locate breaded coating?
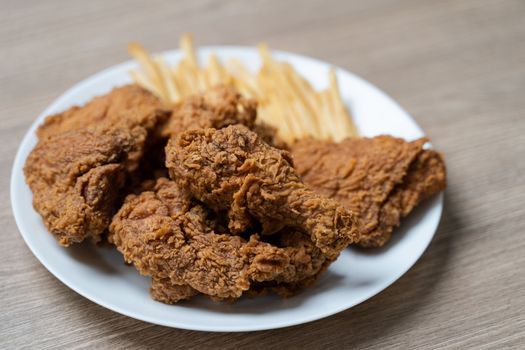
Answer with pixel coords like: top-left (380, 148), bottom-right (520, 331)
top-left (37, 84), bottom-right (167, 141)
top-left (248, 230), bottom-right (332, 298)
top-left (109, 178), bottom-right (328, 303)
top-left (269, 231), bottom-right (329, 285)
top-left (150, 278), bottom-right (198, 304)
top-left (166, 125), bottom-right (360, 259)
top-left (24, 129), bottom-right (133, 245)
top-left (142, 86), bottom-right (283, 178)
top-left (24, 85), bottom-right (168, 245)
top-left (159, 85), bottom-right (257, 138)
top-left (291, 136), bottom-right (446, 247)
top-left (362, 149), bottom-right (446, 247)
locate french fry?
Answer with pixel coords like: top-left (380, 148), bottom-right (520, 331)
top-left (196, 66), bottom-right (209, 92)
top-left (319, 90), bottom-right (335, 140)
top-left (128, 35), bottom-right (359, 145)
top-left (155, 57), bottom-right (180, 101)
top-left (129, 70), bottom-right (160, 97)
top-left (228, 59), bottom-right (259, 98)
top-left (257, 43), bottom-right (273, 70)
top-left (180, 33), bottom-right (198, 69)
top-left (328, 68), bottom-right (359, 139)
top-left (260, 74), bottom-right (297, 140)
top-left (206, 54), bottom-right (222, 86)
top-left (174, 64), bottom-right (187, 96)
top-left (283, 64), bottom-right (320, 138)
top-left (328, 68), bottom-right (345, 140)
top-left (128, 42), bottom-right (169, 100)
top-left (182, 60), bottom-right (201, 95)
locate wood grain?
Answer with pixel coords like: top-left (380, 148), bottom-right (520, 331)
top-left (1, 0), bottom-right (524, 349)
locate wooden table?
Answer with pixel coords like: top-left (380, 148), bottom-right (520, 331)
top-left (2, 1), bottom-right (524, 348)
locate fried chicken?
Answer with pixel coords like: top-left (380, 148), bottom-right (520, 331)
top-left (159, 85), bottom-right (257, 138)
top-left (291, 136), bottom-right (446, 247)
top-left (109, 178), bottom-right (328, 303)
top-left (24, 129), bottom-right (133, 245)
top-left (363, 149), bottom-right (446, 246)
top-left (142, 85), bottom-right (284, 178)
top-left (166, 125), bottom-right (360, 259)
top-left (37, 84), bottom-right (167, 141)
top-left (247, 229), bottom-right (332, 298)
top-left (24, 85), bottom-right (169, 245)
top-left (160, 85), bottom-right (285, 148)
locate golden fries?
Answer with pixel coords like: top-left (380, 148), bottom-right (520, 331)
top-left (128, 34), bottom-right (359, 144)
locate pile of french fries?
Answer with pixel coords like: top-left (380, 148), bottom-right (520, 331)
top-left (128, 34), bottom-right (358, 143)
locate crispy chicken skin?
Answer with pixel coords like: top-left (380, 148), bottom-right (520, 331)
top-left (247, 229), bottom-right (332, 298)
top-left (109, 178), bottom-right (328, 303)
top-left (291, 136), bottom-right (446, 247)
top-left (159, 85), bottom-right (257, 138)
top-left (24, 85), bottom-right (168, 245)
top-left (166, 125), bottom-right (360, 259)
top-left (150, 278), bottom-right (198, 304)
top-left (37, 84), bottom-right (167, 141)
top-left (161, 85), bottom-right (285, 148)
top-left (142, 86), bottom-right (283, 178)
top-left (362, 149), bottom-right (446, 247)
top-left (24, 129), bottom-right (132, 245)
top-left (24, 81), bottom-right (447, 304)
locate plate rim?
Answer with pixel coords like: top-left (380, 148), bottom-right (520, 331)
top-left (10, 46), bottom-right (443, 332)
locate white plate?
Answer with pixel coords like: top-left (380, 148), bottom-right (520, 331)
top-left (11, 47), bottom-right (443, 332)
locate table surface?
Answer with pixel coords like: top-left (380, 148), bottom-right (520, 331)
top-left (2, 0), bottom-right (524, 349)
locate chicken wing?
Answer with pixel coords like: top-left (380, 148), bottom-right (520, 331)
top-left (291, 136), bottom-right (446, 247)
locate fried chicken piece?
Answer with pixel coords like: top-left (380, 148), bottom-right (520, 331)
top-left (247, 230), bottom-right (332, 298)
top-left (24, 129), bottom-right (135, 245)
top-left (109, 178), bottom-right (328, 303)
top-left (362, 149), bottom-right (446, 247)
top-left (166, 125), bottom-right (360, 259)
top-left (291, 136), bottom-right (446, 247)
top-left (140, 86), bottom-right (284, 178)
top-left (150, 278), bottom-right (198, 304)
top-left (150, 232), bottom-right (329, 303)
top-left (270, 230), bottom-right (329, 285)
top-left (37, 84), bottom-right (167, 141)
top-left (25, 85), bottom-right (169, 245)
top-left (38, 84), bottom-right (170, 175)
top-left (251, 122), bottom-right (288, 150)
top-left (160, 85), bottom-right (285, 147)
top-left (159, 85), bottom-right (257, 138)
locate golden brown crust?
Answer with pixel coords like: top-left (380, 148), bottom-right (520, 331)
top-left (139, 85), bottom-right (283, 180)
top-left (24, 82), bottom-right (447, 304)
top-left (160, 85), bottom-right (285, 148)
top-left (150, 278), bottom-right (198, 304)
top-left (24, 129), bottom-right (131, 245)
top-left (166, 125), bottom-right (361, 259)
top-left (37, 84), bottom-right (168, 141)
top-left (291, 136), bottom-right (447, 247)
top-left (24, 84), bottom-right (169, 245)
top-left (359, 149), bottom-right (447, 247)
top-left (160, 85), bottom-right (257, 138)
top-left (109, 178), bottom-right (329, 303)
